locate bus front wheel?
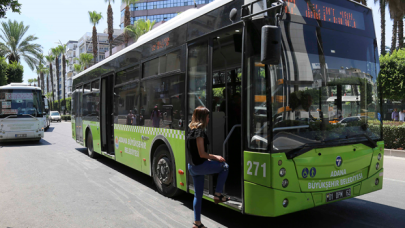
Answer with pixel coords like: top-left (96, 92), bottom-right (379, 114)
top-left (86, 132), bottom-right (98, 158)
top-left (152, 145), bottom-right (180, 198)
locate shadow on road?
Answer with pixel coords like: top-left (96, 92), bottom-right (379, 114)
top-left (73, 149), bottom-right (405, 228)
top-left (45, 127), bottom-right (55, 132)
top-left (0, 139), bottom-right (52, 147)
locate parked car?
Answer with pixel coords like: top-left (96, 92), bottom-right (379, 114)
top-left (50, 111), bottom-right (61, 122)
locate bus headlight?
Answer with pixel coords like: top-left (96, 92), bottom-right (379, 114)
top-left (375, 178), bottom-right (379, 185)
top-left (282, 199), bottom-right (289, 207)
top-left (282, 179), bottom-right (289, 188)
top-left (376, 162), bottom-right (380, 170)
top-left (377, 153), bottom-right (382, 161)
top-left (279, 168), bottom-right (286, 177)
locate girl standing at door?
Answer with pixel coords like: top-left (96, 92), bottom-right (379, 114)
top-left (187, 106), bottom-right (230, 228)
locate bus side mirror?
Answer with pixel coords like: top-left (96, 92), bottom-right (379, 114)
top-left (261, 25), bottom-right (281, 65)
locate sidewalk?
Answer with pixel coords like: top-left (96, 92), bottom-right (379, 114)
top-left (385, 149), bottom-right (405, 158)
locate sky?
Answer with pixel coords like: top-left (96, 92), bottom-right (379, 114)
top-left (4, 0), bottom-right (123, 83)
top-left (2, 0), bottom-right (396, 83)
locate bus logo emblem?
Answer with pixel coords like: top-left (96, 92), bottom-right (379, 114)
top-left (336, 156), bottom-right (342, 167)
top-left (302, 168), bottom-right (309, 178)
top-left (115, 136), bottom-right (119, 149)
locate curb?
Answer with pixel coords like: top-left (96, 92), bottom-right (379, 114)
top-left (384, 149), bottom-right (405, 158)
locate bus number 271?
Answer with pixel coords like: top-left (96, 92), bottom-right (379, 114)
top-left (247, 161), bottom-right (266, 177)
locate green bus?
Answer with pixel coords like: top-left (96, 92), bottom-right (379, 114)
top-left (72, 0), bottom-right (383, 217)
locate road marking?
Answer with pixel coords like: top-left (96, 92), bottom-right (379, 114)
top-left (384, 178), bottom-right (405, 184)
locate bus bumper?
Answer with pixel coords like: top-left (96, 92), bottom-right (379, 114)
top-left (0, 131), bottom-right (44, 142)
top-left (244, 168), bottom-right (383, 217)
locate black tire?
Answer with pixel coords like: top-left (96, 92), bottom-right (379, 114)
top-left (86, 132), bottom-right (98, 158)
top-left (152, 145), bottom-right (180, 198)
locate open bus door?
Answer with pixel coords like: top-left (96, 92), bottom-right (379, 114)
top-left (100, 75), bottom-right (115, 155)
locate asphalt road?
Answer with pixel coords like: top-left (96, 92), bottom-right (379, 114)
top-left (1, 122), bottom-right (405, 228)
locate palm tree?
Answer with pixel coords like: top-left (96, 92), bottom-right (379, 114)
top-left (124, 19), bottom-right (156, 42)
top-left (58, 44), bottom-right (68, 114)
top-left (389, 0), bottom-right (405, 53)
top-left (105, 0), bottom-right (115, 57)
top-left (353, 0), bottom-right (367, 6)
top-left (51, 47), bottom-right (62, 113)
top-left (33, 78), bottom-right (38, 87)
top-left (74, 53), bottom-right (94, 71)
top-left (37, 63), bottom-right (49, 93)
top-left (0, 20), bottom-right (42, 70)
top-left (122, 0), bottom-right (140, 47)
top-left (89, 11), bottom-right (103, 65)
top-left (74, 64), bottom-right (82, 73)
top-left (375, 0), bottom-right (388, 55)
top-left (45, 92), bottom-right (53, 110)
top-left (45, 54), bottom-right (55, 107)
top-left (28, 78), bottom-right (33, 86)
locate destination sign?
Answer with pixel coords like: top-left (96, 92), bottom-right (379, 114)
top-left (285, 0), bottom-right (365, 30)
top-left (151, 37), bottom-right (170, 52)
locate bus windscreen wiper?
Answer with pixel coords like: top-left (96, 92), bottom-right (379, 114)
top-left (346, 133), bottom-right (377, 148)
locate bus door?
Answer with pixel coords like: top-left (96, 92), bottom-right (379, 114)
top-left (187, 41), bottom-right (211, 194)
top-left (76, 85), bottom-right (83, 142)
top-left (100, 75), bottom-right (115, 155)
top-left (209, 29), bottom-right (243, 202)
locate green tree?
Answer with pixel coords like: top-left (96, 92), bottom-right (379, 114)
top-left (0, 0), bottom-right (21, 18)
top-left (0, 20), bottom-right (42, 70)
top-left (88, 11), bottom-right (103, 65)
top-left (374, 0), bottom-right (388, 55)
top-left (36, 63), bottom-right (48, 93)
top-left (32, 78), bottom-right (37, 86)
top-left (6, 60), bottom-right (23, 83)
top-left (388, 0), bottom-right (405, 53)
top-left (378, 48), bottom-right (405, 100)
top-left (45, 92), bottom-right (53, 110)
top-left (105, 0), bottom-right (115, 57)
top-left (0, 56), bottom-right (7, 85)
top-left (27, 78), bottom-right (33, 86)
top-left (122, 0), bottom-right (139, 47)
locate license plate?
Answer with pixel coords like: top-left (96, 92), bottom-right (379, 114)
top-left (326, 188), bottom-right (351, 202)
top-left (15, 134), bottom-right (27, 138)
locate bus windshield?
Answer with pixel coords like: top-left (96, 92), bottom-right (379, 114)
top-left (0, 89), bottom-right (44, 117)
top-left (247, 3), bottom-right (381, 153)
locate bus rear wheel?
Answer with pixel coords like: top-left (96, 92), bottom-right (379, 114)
top-left (152, 145), bottom-right (180, 198)
top-left (86, 132), bottom-right (98, 158)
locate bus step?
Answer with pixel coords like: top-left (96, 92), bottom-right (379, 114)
top-left (101, 152), bottom-right (115, 158)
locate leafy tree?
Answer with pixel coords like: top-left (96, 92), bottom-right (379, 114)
top-left (105, 0), bottom-right (115, 57)
top-left (27, 78), bottom-right (33, 85)
top-left (36, 63), bottom-right (48, 92)
top-left (0, 0), bottom-right (21, 18)
top-left (88, 11), bottom-right (103, 64)
top-left (45, 92), bottom-right (53, 110)
top-left (388, 0), bottom-right (405, 53)
top-left (0, 56), bottom-right (7, 85)
top-left (6, 60), bottom-right (23, 84)
top-left (0, 20), bottom-right (42, 70)
top-left (378, 48), bottom-right (405, 100)
top-left (374, 0), bottom-right (388, 55)
top-left (32, 78), bottom-right (37, 86)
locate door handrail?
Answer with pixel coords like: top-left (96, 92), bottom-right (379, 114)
top-left (223, 124), bottom-right (241, 157)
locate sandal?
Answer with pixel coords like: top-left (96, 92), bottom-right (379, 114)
top-left (214, 194), bottom-right (230, 204)
top-left (193, 223), bottom-right (206, 228)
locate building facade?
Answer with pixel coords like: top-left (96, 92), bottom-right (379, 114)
top-left (119, 0), bottom-right (214, 29)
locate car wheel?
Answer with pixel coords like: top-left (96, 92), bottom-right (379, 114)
top-left (152, 145), bottom-right (180, 198)
top-left (86, 132), bottom-right (98, 158)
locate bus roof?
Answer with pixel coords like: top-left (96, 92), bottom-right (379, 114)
top-left (73, 0), bottom-right (232, 81)
top-left (0, 83), bottom-right (41, 90)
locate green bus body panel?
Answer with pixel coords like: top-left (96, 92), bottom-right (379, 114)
top-left (244, 152), bottom-right (271, 187)
top-left (244, 181), bottom-right (314, 217)
top-left (271, 153), bottom-right (301, 192)
top-left (360, 168), bottom-right (383, 195)
top-left (368, 141), bottom-right (384, 178)
top-left (113, 124), bottom-right (187, 192)
top-left (83, 121), bottom-right (102, 154)
top-left (71, 119), bottom-right (76, 139)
